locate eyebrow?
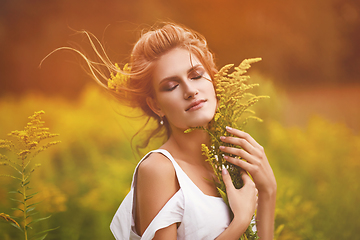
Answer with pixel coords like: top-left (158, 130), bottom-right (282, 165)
top-left (159, 64), bottom-right (203, 85)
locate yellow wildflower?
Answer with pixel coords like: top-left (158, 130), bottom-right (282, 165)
top-left (108, 63), bottom-right (131, 92)
top-left (0, 111), bottom-right (60, 238)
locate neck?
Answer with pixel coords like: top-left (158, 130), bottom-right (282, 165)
top-left (162, 126), bottom-right (210, 166)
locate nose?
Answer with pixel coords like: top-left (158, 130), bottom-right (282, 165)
top-left (183, 81), bottom-right (199, 99)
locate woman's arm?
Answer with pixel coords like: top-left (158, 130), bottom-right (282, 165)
top-left (220, 126), bottom-right (277, 240)
top-left (256, 185), bottom-right (276, 239)
top-left (135, 153), bottom-right (180, 240)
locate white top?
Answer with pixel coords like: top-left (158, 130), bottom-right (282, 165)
top-left (110, 149), bottom-right (231, 240)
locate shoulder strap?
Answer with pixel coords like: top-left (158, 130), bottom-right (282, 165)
top-left (150, 149), bottom-right (179, 166)
top-left (150, 149), bottom-right (187, 186)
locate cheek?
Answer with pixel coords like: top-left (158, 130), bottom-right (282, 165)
top-left (208, 87), bottom-right (218, 112)
top-left (206, 84), bottom-right (217, 101)
top-left (157, 94), bottom-right (181, 114)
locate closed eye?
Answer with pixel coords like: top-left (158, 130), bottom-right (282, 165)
top-left (161, 82), bottom-right (179, 91)
top-left (189, 68), bottom-right (205, 80)
top-left (168, 84), bottom-right (179, 91)
top-left (191, 74), bottom-right (203, 80)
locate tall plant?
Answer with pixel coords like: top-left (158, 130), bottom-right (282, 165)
top-left (0, 111), bottom-right (60, 240)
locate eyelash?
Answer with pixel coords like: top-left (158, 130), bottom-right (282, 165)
top-left (191, 74), bottom-right (203, 80)
top-left (165, 72), bottom-right (204, 91)
top-left (167, 84), bottom-right (178, 91)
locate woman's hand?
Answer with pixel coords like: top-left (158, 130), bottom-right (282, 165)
top-left (222, 168), bottom-right (258, 224)
top-left (219, 126), bottom-right (276, 195)
top-left (220, 126), bottom-right (277, 240)
top-left (215, 168), bottom-right (257, 240)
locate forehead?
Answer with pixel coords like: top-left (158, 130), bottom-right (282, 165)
top-left (153, 48), bottom-right (202, 82)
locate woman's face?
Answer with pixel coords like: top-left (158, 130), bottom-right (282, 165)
top-left (148, 47), bottom-right (217, 131)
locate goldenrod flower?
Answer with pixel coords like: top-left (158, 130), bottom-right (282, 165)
top-left (108, 63), bottom-right (131, 92)
top-left (0, 111), bottom-right (60, 240)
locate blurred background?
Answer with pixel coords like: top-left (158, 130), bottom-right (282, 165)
top-left (0, 0), bottom-right (359, 239)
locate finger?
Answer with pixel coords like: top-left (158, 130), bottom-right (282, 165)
top-left (240, 170), bottom-right (253, 185)
top-left (224, 155), bottom-right (254, 173)
top-left (226, 126), bottom-right (262, 149)
top-left (222, 166), bottom-right (235, 192)
top-left (220, 136), bottom-right (257, 156)
top-left (220, 146), bottom-right (256, 163)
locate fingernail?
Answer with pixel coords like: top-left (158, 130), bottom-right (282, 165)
top-left (219, 146), bottom-right (225, 150)
top-left (220, 136), bottom-right (225, 141)
top-left (223, 155), bottom-right (229, 160)
top-left (226, 126), bottom-right (232, 131)
top-left (222, 165), bottom-right (228, 175)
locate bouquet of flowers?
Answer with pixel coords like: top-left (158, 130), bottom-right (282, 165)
top-left (186, 58), bottom-right (268, 240)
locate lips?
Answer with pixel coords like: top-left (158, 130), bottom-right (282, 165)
top-left (186, 99), bottom-right (206, 111)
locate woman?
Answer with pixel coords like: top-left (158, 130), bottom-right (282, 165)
top-left (60, 22), bottom-right (276, 239)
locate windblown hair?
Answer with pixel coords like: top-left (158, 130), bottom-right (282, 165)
top-left (43, 22), bottom-right (217, 151)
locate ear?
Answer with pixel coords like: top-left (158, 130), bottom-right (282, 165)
top-left (146, 97), bottom-right (164, 117)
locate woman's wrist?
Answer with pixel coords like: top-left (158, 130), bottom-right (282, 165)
top-left (259, 182), bottom-right (277, 199)
top-left (215, 215), bottom-right (249, 240)
top-left (232, 213), bottom-right (253, 232)
top-left (256, 183), bottom-right (277, 240)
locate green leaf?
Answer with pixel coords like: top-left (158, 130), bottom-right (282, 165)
top-left (28, 215), bottom-right (52, 226)
top-left (25, 225), bottom-right (33, 230)
top-left (10, 222), bottom-right (23, 231)
top-left (26, 207), bottom-right (36, 213)
top-left (27, 202), bottom-right (40, 208)
top-left (9, 197), bottom-right (23, 203)
top-left (8, 190), bottom-right (20, 194)
top-left (31, 233), bottom-right (48, 240)
top-left (22, 180), bottom-right (31, 186)
top-left (17, 190), bottom-right (24, 196)
top-left (25, 196), bottom-right (35, 201)
top-left (31, 226), bottom-right (59, 238)
top-left (11, 207), bottom-right (24, 212)
top-left (25, 191), bottom-right (39, 201)
top-left (26, 211), bottom-right (39, 218)
top-left (217, 187), bottom-right (228, 205)
top-left (274, 224), bottom-right (285, 238)
top-left (27, 192), bottom-right (39, 198)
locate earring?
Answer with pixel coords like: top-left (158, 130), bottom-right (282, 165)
top-left (159, 117), bottom-right (164, 125)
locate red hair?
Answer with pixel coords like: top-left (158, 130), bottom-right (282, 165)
top-left (44, 22), bottom-right (217, 151)
top-left (125, 23), bottom-right (217, 148)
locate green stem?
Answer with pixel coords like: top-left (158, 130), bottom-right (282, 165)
top-left (21, 157), bottom-right (28, 240)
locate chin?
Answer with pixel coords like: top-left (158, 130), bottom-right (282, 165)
top-left (188, 115), bottom-right (214, 128)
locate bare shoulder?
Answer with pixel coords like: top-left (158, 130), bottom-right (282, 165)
top-left (135, 152), bottom-right (179, 234)
top-left (137, 152), bottom-right (177, 183)
top-left (136, 152), bottom-right (179, 202)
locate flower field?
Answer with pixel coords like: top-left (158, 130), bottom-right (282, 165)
top-left (1, 82), bottom-right (359, 240)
